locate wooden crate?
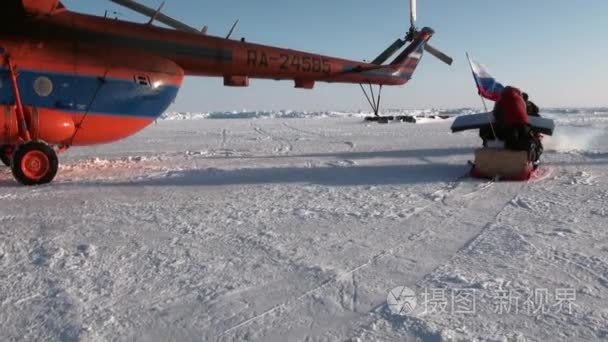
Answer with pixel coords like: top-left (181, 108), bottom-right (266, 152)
top-left (473, 148), bottom-right (532, 180)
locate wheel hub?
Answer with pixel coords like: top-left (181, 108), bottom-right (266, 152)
top-left (21, 151), bottom-right (50, 180)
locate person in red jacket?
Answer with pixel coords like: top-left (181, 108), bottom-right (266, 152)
top-left (495, 86), bottom-right (528, 127)
top-left (493, 86), bottom-right (542, 165)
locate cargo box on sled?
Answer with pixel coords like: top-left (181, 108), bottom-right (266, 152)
top-left (451, 112), bottom-right (555, 181)
top-left (471, 148), bottom-right (533, 180)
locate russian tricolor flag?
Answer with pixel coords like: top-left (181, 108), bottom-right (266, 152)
top-left (466, 54), bottom-right (505, 102)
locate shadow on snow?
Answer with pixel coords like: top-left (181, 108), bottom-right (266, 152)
top-left (104, 163), bottom-right (471, 187)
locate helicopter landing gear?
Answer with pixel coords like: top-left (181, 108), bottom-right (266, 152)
top-left (10, 141), bottom-right (59, 186)
top-left (2, 55), bottom-right (60, 185)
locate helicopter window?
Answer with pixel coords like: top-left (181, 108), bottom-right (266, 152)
top-left (33, 76), bottom-right (54, 97)
top-left (135, 75), bottom-right (151, 87)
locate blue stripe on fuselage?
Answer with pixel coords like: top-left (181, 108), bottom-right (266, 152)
top-left (0, 69), bottom-right (180, 118)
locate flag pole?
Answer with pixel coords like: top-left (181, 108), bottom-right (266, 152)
top-left (480, 96), bottom-right (489, 112)
top-left (466, 53), bottom-right (496, 140)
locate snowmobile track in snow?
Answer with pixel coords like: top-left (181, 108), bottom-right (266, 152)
top-left (217, 172), bottom-right (528, 339)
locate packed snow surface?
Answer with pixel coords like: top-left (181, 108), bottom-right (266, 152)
top-left (1, 109), bottom-right (607, 341)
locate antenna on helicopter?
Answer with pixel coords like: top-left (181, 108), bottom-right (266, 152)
top-left (146, 1), bottom-right (165, 25)
top-left (225, 19), bottom-right (239, 39)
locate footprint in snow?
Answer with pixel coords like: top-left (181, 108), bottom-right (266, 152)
top-left (295, 208), bottom-right (315, 218)
top-left (551, 228), bottom-right (578, 237)
top-left (325, 160), bottom-right (356, 167)
top-left (591, 209), bottom-right (608, 218)
top-left (510, 197), bottom-right (533, 210)
top-left (76, 244), bottom-right (97, 258)
top-left (569, 171), bottom-right (594, 185)
top-left (31, 244), bottom-right (66, 268)
top-left (343, 141), bottom-right (355, 149)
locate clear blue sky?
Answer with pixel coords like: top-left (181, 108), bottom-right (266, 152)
top-left (63, 0), bottom-right (607, 111)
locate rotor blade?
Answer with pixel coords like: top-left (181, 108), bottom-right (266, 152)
top-left (410, 0), bottom-right (417, 29)
top-left (108, 0), bottom-right (200, 33)
top-left (371, 38), bottom-right (406, 65)
top-left (424, 43), bottom-right (453, 65)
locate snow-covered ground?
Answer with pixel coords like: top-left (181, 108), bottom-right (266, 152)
top-left (1, 109), bottom-right (607, 341)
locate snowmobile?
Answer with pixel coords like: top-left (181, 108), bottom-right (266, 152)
top-left (451, 112), bottom-right (555, 181)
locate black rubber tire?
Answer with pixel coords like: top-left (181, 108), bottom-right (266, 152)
top-left (11, 141), bottom-right (59, 186)
top-left (0, 145), bottom-right (12, 167)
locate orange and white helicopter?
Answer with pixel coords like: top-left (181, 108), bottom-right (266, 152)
top-left (0, 0), bottom-right (451, 185)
